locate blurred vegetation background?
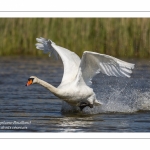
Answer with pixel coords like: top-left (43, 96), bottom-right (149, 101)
top-left (0, 18), bottom-right (150, 58)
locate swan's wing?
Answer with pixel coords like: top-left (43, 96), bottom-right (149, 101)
top-left (35, 37), bottom-right (81, 84)
top-left (79, 51), bottom-right (135, 86)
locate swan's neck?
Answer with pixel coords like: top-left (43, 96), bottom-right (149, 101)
top-left (37, 78), bottom-right (58, 94)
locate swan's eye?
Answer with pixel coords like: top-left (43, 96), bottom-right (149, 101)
top-left (28, 78), bottom-right (34, 81)
top-left (26, 78), bottom-right (34, 86)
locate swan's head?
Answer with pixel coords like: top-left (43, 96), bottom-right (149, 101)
top-left (25, 76), bottom-right (38, 86)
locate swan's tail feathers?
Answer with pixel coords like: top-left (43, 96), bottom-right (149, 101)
top-left (35, 37), bottom-right (59, 60)
top-left (94, 100), bottom-right (103, 106)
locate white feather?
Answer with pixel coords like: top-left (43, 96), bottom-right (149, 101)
top-left (32, 37), bottom-right (135, 110)
top-left (78, 51), bottom-right (135, 85)
top-left (36, 37), bottom-right (59, 59)
top-left (36, 37), bottom-right (81, 85)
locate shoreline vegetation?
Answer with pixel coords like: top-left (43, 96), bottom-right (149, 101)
top-left (0, 18), bottom-right (150, 58)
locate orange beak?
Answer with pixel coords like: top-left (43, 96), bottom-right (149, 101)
top-left (26, 79), bottom-right (33, 86)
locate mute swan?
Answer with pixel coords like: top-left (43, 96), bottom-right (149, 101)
top-left (26, 37), bottom-right (135, 111)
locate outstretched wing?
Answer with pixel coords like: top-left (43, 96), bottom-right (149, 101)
top-left (79, 51), bottom-right (135, 86)
top-left (36, 37), bottom-right (81, 85)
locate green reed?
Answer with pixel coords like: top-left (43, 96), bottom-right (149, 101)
top-left (0, 18), bottom-right (150, 58)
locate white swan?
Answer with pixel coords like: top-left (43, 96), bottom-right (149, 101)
top-left (26, 37), bottom-right (135, 111)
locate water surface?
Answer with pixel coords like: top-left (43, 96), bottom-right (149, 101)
top-left (0, 57), bottom-right (150, 132)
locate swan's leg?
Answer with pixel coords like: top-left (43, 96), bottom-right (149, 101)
top-left (79, 102), bottom-right (93, 111)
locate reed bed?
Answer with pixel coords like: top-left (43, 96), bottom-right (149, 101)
top-left (0, 18), bottom-right (150, 58)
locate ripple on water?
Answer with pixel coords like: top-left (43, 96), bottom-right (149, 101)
top-left (1, 57), bottom-right (150, 132)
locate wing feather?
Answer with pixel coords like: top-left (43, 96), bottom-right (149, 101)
top-left (35, 37), bottom-right (81, 85)
top-left (79, 51), bottom-right (134, 86)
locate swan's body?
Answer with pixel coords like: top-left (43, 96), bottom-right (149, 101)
top-left (26, 37), bottom-right (135, 111)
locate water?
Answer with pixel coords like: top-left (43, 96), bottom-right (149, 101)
top-left (0, 56), bottom-right (150, 132)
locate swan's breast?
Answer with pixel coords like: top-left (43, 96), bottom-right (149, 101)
top-left (56, 84), bottom-right (94, 105)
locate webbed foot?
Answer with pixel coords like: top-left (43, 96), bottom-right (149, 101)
top-left (79, 102), bottom-right (93, 111)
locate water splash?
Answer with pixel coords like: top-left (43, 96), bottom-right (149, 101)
top-left (136, 92), bottom-right (150, 111)
top-left (61, 90), bottom-right (150, 114)
top-left (61, 75), bottom-right (150, 114)
top-left (82, 91), bottom-right (150, 114)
